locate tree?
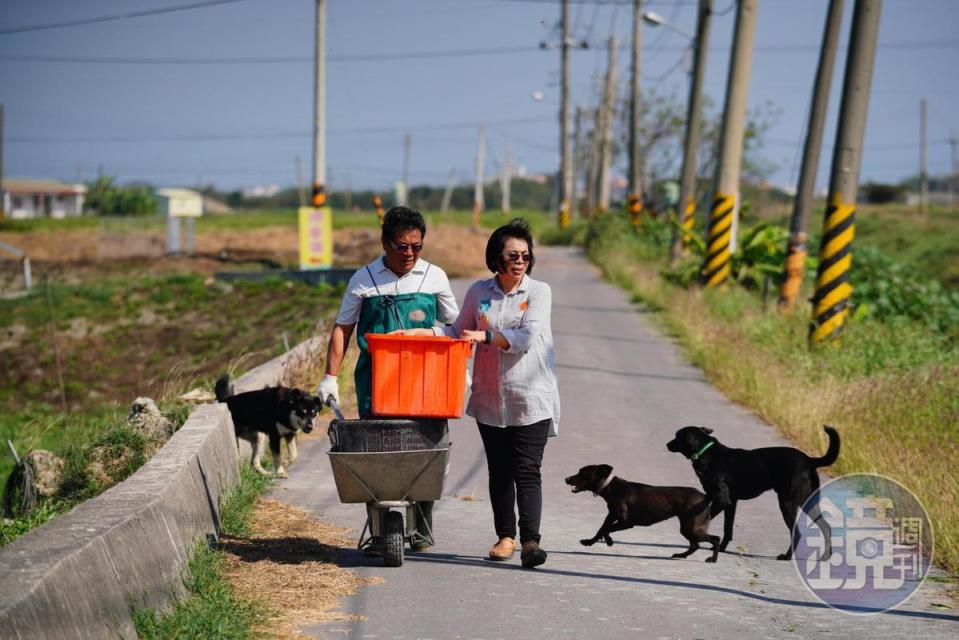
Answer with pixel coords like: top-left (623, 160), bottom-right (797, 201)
top-left (84, 176), bottom-right (156, 216)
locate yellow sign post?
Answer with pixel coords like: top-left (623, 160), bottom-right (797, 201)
top-left (298, 206), bottom-right (333, 270)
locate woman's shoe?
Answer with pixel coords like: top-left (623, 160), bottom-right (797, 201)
top-left (520, 541), bottom-right (547, 568)
top-left (488, 537), bottom-right (516, 561)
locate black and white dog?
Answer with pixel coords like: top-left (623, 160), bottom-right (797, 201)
top-left (214, 374), bottom-right (323, 478)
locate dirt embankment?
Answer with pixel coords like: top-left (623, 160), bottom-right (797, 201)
top-left (0, 223), bottom-right (488, 289)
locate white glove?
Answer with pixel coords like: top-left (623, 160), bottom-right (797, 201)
top-left (317, 374), bottom-right (340, 406)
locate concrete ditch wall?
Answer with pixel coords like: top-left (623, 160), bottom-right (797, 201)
top-left (0, 338), bottom-right (320, 639)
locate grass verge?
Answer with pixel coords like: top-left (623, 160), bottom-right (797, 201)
top-left (585, 212), bottom-right (959, 577)
top-left (132, 467), bottom-right (271, 640)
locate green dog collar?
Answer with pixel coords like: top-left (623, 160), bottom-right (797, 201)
top-left (690, 440), bottom-right (715, 462)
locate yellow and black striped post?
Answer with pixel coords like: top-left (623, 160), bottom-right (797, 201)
top-left (702, 193), bottom-right (734, 286)
top-left (808, 0), bottom-right (881, 344)
top-left (680, 195), bottom-right (696, 248)
top-left (809, 197), bottom-right (855, 343)
top-left (626, 193), bottom-right (643, 227)
top-left (372, 195), bottom-right (385, 224)
top-left (558, 200), bottom-right (571, 229)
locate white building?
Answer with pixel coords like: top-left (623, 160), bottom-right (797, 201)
top-left (1, 179), bottom-right (87, 219)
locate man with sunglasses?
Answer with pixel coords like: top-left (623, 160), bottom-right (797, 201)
top-left (318, 205), bottom-right (459, 552)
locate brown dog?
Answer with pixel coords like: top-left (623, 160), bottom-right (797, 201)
top-left (565, 464), bottom-right (720, 562)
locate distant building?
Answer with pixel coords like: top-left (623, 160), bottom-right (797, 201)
top-left (242, 184), bottom-right (280, 198)
top-left (1, 179), bottom-right (87, 219)
top-left (155, 188), bottom-right (204, 217)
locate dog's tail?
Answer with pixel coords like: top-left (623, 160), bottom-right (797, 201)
top-left (214, 374), bottom-right (235, 402)
top-left (812, 425), bottom-right (840, 467)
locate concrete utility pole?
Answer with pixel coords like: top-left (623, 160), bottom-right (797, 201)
top-left (597, 36), bottom-right (618, 213)
top-left (584, 120), bottom-right (599, 216)
top-left (0, 104), bottom-right (4, 218)
top-left (401, 133), bottom-right (412, 206)
top-left (702, 0), bottom-right (758, 287)
top-left (559, 0), bottom-right (572, 228)
top-left (810, 0), bottom-right (882, 345)
top-left (472, 123), bottom-right (486, 227)
top-left (572, 106), bottom-right (585, 216)
top-left (778, 0), bottom-right (844, 310)
top-left (919, 98), bottom-right (928, 214)
top-left (441, 169), bottom-right (456, 213)
top-left (501, 144), bottom-right (513, 214)
top-left (670, 0), bottom-right (713, 263)
top-left (345, 169), bottom-right (353, 211)
top-left (950, 130), bottom-right (957, 210)
top-left (627, 0), bottom-right (644, 225)
top-left (311, 0), bottom-right (327, 207)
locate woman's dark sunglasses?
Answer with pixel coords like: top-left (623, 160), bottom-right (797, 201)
top-left (503, 251), bottom-right (532, 263)
top-left (389, 240), bottom-right (424, 254)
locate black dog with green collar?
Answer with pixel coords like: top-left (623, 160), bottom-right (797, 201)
top-left (667, 425), bottom-right (840, 561)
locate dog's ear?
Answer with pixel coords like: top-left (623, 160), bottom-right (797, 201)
top-left (598, 464), bottom-right (613, 476)
top-left (699, 427), bottom-right (714, 435)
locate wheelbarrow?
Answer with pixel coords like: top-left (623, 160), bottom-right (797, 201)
top-left (326, 401), bottom-right (451, 567)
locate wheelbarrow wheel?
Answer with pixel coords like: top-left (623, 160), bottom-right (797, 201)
top-left (383, 511), bottom-right (404, 568)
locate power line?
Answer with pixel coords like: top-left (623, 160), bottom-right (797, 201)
top-left (0, 0), bottom-right (252, 36)
top-left (7, 115), bottom-right (549, 144)
top-left (0, 45), bottom-right (537, 65)
top-left (3, 38), bottom-right (955, 66)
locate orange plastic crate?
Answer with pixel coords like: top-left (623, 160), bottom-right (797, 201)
top-left (366, 333), bottom-right (471, 418)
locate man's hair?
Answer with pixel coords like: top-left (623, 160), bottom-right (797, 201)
top-left (382, 206), bottom-right (426, 242)
top-left (485, 218), bottom-right (535, 275)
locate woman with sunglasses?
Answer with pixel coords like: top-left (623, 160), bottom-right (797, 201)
top-left (395, 218), bottom-right (560, 568)
top-left (319, 206), bottom-right (459, 552)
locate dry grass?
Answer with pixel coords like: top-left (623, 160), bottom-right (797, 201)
top-left (220, 498), bottom-right (382, 639)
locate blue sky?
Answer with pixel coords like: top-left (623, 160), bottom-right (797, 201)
top-left (1, 0), bottom-right (957, 193)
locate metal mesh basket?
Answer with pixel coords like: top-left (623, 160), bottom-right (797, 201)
top-left (328, 418), bottom-right (449, 453)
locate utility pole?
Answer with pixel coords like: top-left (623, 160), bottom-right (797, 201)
top-left (295, 155), bottom-right (306, 208)
top-left (311, 0), bottom-right (327, 208)
top-left (501, 144), bottom-right (513, 214)
top-left (810, 0), bottom-right (882, 344)
top-left (473, 123), bottom-right (486, 228)
top-left (441, 169), bottom-right (455, 213)
top-left (597, 36), bottom-right (618, 213)
top-left (558, 0), bottom-right (572, 228)
top-left (702, 0), bottom-right (758, 287)
top-left (401, 133), bottom-right (412, 206)
top-left (670, 0), bottom-right (713, 263)
top-left (0, 104), bottom-right (4, 219)
top-left (778, 0), bottom-right (843, 310)
top-left (950, 130), bottom-right (957, 210)
top-left (627, 0), bottom-right (644, 225)
top-left (345, 169), bottom-right (352, 211)
top-left (584, 121), bottom-right (599, 216)
top-left (919, 98), bottom-right (928, 214)
top-left (572, 106), bottom-right (584, 216)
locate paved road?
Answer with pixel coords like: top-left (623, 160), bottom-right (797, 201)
top-left (276, 247), bottom-right (959, 639)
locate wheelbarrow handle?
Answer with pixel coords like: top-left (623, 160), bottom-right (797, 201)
top-left (327, 397), bottom-right (346, 421)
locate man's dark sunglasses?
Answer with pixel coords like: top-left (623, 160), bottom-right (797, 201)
top-left (389, 240), bottom-right (424, 254)
top-left (503, 251), bottom-right (532, 263)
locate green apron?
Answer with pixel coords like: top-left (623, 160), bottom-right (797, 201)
top-left (354, 264), bottom-right (438, 418)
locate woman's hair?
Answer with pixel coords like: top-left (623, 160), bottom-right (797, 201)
top-left (382, 206), bottom-right (426, 242)
top-left (485, 218), bottom-right (535, 274)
